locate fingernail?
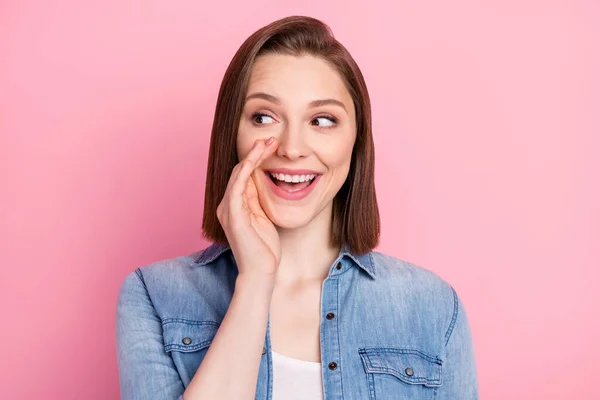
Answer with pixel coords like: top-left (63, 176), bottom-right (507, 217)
top-left (266, 137), bottom-right (274, 145)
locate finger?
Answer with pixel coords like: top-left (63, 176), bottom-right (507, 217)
top-left (232, 138), bottom-right (277, 195)
top-left (231, 139), bottom-right (267, 183)
top-left (237, 137), bottom-right (278, 187)
top-left (254, 137), bottom-right (278, 170)
top-left (225, 140), bottom-right (266, 196)
top-left (246, 177), bottom-right (266, 217)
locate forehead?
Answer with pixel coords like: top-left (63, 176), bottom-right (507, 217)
top-left (246, 54), bottom-right (353, 107)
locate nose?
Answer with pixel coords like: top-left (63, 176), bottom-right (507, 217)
top-left (275, 123), bottom-right (310, 161)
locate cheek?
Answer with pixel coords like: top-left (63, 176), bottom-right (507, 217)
top-left (237, 121), bottom-right (273, 161)
top-left (320, 135), bottom-right (355, 170)
top-left (323, 144), bottom-right (354, 188)
top-left (319, 151), bottom-right (352, 180)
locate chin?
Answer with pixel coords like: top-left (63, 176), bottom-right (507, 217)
top-left (262, 204), bottom-right (316, 229)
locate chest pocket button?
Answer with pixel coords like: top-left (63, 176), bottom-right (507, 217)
top-left (163, 319), bottom-right (219, 353)
top-left (359, 347), bottom-right (442, 387)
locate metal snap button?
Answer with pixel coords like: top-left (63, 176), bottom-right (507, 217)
top-left (328, 362), bottom-right (338, 370)
top-left (262, 346), bottom-right (267, 355)
top-left (336, 262), bottom-right (342, 270)
top-left (326, 312), bottom-right (335, 320)
top-left (182, 337), bottom-right (192, 345)
top-left (405, 367), bottom-right (414, 376)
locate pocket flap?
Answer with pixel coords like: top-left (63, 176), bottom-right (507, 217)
top-left (359, 347), bottom-right (442, 387)
top-left (162, 319), bottom-right (219, 353)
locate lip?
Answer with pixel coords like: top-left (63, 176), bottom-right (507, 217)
top-left (265, 168), bottom-right (322, 176)
top-left (263, 171), bottom-right (322, 201)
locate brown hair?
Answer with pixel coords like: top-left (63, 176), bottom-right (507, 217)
top-left (202, 15), bottom-right (379, 255)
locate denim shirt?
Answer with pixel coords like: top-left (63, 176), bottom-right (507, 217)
top-left (116, 242), bottom-right (478, 400)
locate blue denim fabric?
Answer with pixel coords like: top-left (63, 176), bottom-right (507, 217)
top-left (116, 242), bottom-right (478, 399)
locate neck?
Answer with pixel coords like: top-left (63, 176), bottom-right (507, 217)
top-left (275, 204), bottom-right (341, 284)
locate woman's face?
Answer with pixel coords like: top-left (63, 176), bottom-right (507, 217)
top-left (237, 53), bottom-right (357, 229)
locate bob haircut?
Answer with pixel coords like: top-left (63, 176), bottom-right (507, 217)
top-left (202, 15), bottom-right (380, 255)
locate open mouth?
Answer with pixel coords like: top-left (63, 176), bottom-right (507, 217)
top-left (266, 172), bottom-right (320, 193)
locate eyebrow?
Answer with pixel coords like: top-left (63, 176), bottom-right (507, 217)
top-left (245, 92), bottom-right (347, 113)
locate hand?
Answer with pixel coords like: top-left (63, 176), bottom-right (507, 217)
top-left (216, 137), bottom-right (280, 280)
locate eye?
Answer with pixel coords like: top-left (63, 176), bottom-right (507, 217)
top-left (311, 115), bottom-right (338, 128)
top-left (252, 113), bottom-right (276, 125)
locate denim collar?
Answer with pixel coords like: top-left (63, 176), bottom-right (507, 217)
top-left (194, 241), bottom-right (376, 279)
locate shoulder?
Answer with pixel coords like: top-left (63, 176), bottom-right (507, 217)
top-left (116, 248), bottom-right (202, 309)
top-left (124, 243), bottom-right (233, 286)
top-left (119, 249), bottom-right (202, 291)
top-left (368, 250), bottom-right (461, 336)
top-left (117, 243), bottom-right (235, 317)
top-left (371, 250), bottom-right (455, 293)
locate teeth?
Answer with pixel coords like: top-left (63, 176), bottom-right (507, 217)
top-left (270, 172), bottom-right (317, 183)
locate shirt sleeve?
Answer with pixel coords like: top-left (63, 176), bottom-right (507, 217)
top-left (436, 287), bottom-right (479, 399)
top-left (116, 269), bottom-right (186, 400)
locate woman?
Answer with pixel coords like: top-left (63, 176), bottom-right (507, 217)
top-left (116, 15), bottom-right (478, 400)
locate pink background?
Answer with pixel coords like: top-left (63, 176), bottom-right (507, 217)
top-left (1, 1), bottom-right (598, 399)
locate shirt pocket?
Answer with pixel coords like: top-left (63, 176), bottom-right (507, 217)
top-left (358, 347), bottom-right (442, 400)
top-left (162, 319), bottom-right (219, 385)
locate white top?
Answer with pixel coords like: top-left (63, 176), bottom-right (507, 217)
top-left (272, 350), bottom-right (324, 400)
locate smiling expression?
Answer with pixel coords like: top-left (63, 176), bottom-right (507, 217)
top-left (237, 53), bottom-right (357, 229)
